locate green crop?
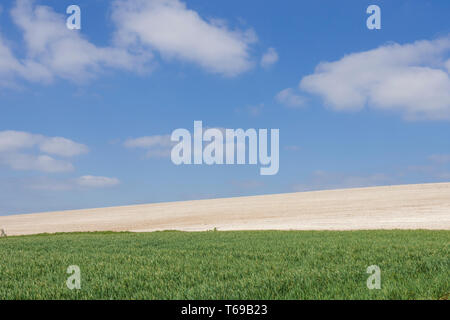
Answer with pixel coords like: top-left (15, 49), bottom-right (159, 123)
top-left (0, 230), bottom-right (448, 299)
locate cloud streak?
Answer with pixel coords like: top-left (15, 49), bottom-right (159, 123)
top-left (124, 134), bottom-right (174, 158)
top-left (75, 175), bottom-right (120, 188)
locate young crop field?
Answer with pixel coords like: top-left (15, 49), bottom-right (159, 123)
top-left (0, 230), bottom-right (448, 300)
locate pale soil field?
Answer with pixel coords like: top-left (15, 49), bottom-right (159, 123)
top-left (1, 183), bottom-right (449, 236)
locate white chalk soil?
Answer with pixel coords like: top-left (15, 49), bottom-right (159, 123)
top-left (1, 183), bottom-right (449, 236)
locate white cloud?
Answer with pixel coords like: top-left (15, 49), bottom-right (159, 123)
top-left (111, 0), bottom-right (257, 76)
top-left (0, 130), bottom-right (40, 151)
top-left (0, 32), bottom-right (54, 88)
top-left (0, 130), bottom-right (87, 172)
top-left (39, 137), bottom-right (88, 157)
top-left (275, 88), bottom-right (305, 108)
top-left (124, 127), bottom-right (248, 160)
top-left (0, 0), bottom-right (260, 86)
top-left (299, 36), bottom-right (450, 120)
top-left (124, 135), bottom-right (172, 148)
top-left (0, 0), bottom-right (150, 85)
top-left (124, 134), bottom-right (174, 158)
top-left (0, 35), bottom-right (23, 85)
top-left (260, 47), bottom-right (278, 68)
top-left (6, 0), bottom-right (150, 83)
top-left (0, 130), bottom-right (88, 156)
top-left (1, 153), bottom-right (74, 172)
top-left (75, 175), bottom-right (120, 188)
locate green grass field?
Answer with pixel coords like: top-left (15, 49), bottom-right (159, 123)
top-left (0, 230), bottom-right (448, 299)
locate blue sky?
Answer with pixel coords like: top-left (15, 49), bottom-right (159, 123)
top-left (0, 0), bottom-right (449, 215)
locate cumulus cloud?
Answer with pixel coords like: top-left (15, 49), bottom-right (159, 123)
top-left (3, 0), bottom-right (150, 84)
top-left (0, 33), bottom-right (56, 88)
top-left (260, 47), bottom-right (278, 68)
top-left (0, 0), bottom-right (260, 86)
top-left (75, 175), bottom-right (120, 188)
top-left (299, 36), bottom-right (450, 120)
top-left (0, 130), bottom-right (88, 156)
top-left (275, 88), bottom-right (305, 108)
top-left (124, 134), bottom-right (174, 158)
top-left (0, 130), bottom-right (87, 172)
top-left (124, 126), bottom-right (250, 160)
top-left (111, 0), bottom-right (257, 76)
top-left (0, 34), bottom-right (25, 85)
top-left (0, 130), bottom-right (39, 151)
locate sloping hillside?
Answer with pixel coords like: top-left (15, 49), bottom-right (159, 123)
top-left (1, 183), bottom-right (449, 236)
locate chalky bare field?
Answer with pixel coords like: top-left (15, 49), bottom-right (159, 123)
top-left (0, 183), bottom-right (449, 235)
